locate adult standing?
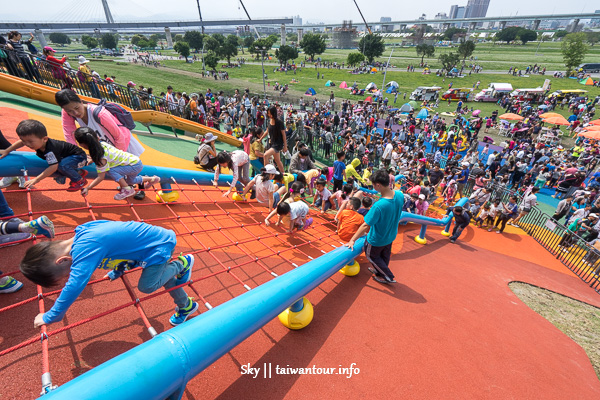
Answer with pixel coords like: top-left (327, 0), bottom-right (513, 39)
top-left (55, 89), bottom-right (146, 199)
top-left (259, 106), bottom-right (287, 173)
top-left (511, 187), bottom-right (539, 226)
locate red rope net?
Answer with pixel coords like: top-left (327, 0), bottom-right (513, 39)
top-left (0, 175), bottom-right (346, 397)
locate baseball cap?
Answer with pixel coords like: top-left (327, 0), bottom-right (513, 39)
top-left (263, 164), bottom-right (280, 175)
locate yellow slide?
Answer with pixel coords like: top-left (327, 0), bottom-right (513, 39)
top-left (0, 73), bottom-right (242, 147)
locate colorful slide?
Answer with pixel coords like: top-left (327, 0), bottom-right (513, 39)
top-left (0, 73), bottom-right (242, 147)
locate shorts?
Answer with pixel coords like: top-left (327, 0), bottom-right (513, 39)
top-left (273, 191), bottom-right (281, 206)
top-left (270, 143), bottom-right (284, 152)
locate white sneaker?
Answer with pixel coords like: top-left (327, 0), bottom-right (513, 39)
top-left (114, 186), bottom-right (136, 200)
top-left (0, 177), bottom-right (17, 189)
top-left (17, 176), bottom-right (26, 188)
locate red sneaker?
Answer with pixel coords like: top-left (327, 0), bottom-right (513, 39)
top-left (67, 178), bottom-right (87, 192)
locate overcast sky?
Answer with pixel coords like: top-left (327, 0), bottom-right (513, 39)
top-left (3, 0), bottom-right (599, 23)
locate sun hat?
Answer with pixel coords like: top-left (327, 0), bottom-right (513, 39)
top-left (418, 194), bottom-right (426, 200)
top-left (203, 133), bottom-right (217, 143)
top-left (263, 164), bottom-right (280, 175)
top-left (589, 213), bottom-right (598, 219)
top-left (43, 46), bottom-right (55, 52)
top-left (78, 56), bottom-right (89, 65)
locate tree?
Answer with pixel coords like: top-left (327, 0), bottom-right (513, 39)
top-left (438, 52), bottom-right (460, 73)
top-left (211, 33), bottom-right (225, 46)
top-left (496, 26), bottom-right (521, 43)
top-left (204, 51), bottom-right (219, 71)
top-left (184, 31), bottom-right (204, 52)
top-left (49, 32), bottom-right (71, 46)
top-left (204, 36), bottom-right (221, 53)
top-left (561, 33), bottom-right (588, 75)
top-left (299, 32), bottom-right (326, 60)
top-left (457, 40), bottom-right (476, 61)
top-left (243, 36), bottom-right (255, 50)
top-left (586, 32), bottom-right (600, 46)
top-left (149, 34), bottom-right (161, 44)
top-left (81, 35), bottom-right (98, 49)
top-left (442, 27), bottom-right (466, 41)
top-left (131, 34), bottom-right (146, 46)
top-left (358, 34), bottom-right (385, 64)
top-left (555, 30), bottom-right (569, 39)
top-left (249, 38), bottom-right (273, 59)
top-left (517, 28), bottom-right (537, 45)
top-left (346, 52), bottom-right (365, 67)
top-left (220, 35), bottom-right (239, 64)
top-left (266, 34), bottom-right (279, 46)
top-left (173, 41), bottom-right (190, 60)
top-left (275, 45), bottom-right (298, 66)
top-left (415, 43), bottom-right (435, 64)
top-left (101, 33), bottom-right (118, 50)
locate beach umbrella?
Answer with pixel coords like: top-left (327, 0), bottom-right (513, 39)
top-left (472, 109), bottom-right (481, 117)
top-left (498, 113), bottom-right (523, 121)
top-left (416, 108), bottom-right (429, 119)
top-left (578, 131), bottom-right (600, 140)
top-left (583, 125), bottom-right (600, 131)
top-left (588, 119), bottom-right (600, 126)
top-left (538, 105), bottom-right (550, 110)
top-left (540, 112), bottom-right (563, 119)
top-left (543, 116), bottom-right (570, 126)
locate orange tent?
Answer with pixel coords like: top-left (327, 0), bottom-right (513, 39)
top-left (499, 113), bottom-right (523, 121)
top-left (543, 116), bottom-right (570, 126)
top-left (364, 96), bottom-right (373, 103)
top-left (540, 112), bottom-right (563, 119)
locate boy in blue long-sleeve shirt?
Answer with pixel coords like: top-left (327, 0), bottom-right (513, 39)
top-left (332, 150), bottom-right (346, 193)
top-left (20, 220), bottom-right (197, 328)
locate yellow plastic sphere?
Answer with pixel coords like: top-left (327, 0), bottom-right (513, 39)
top-left (339, 260), bottom-right (360, 276)
top-left (278, 297), bottom-right (314, 330)
top-left (155, 190), bottom-right (180, 203)
top-left (440, 229), bottom-right (451, 237)
top-left (414, 235), bottom-right (427, 245)
top-left (232, 193), bottom-right (246, 201)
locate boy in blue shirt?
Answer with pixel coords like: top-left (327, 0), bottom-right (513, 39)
top-left (346, 169), bottom-right (404, 284)
top-left (20, 220), bottom-right (197, 327)
top-left (332, 150), bottom-right (346, 193)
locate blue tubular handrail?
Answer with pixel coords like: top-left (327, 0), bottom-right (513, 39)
top-left (39, 237), bottom-right (366, 400)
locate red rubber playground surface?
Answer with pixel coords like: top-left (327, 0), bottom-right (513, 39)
top-left (1, 121), bottom-right (600, 400)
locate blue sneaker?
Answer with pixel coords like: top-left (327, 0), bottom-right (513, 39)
top-left (174, 254), bottom-right (194, 286)
top-left (21, 216), bottom-right (55, 239)
top-left (0, 276), bottom-right (24, 293)
top-left (169, 297), bottom-right (199, 326)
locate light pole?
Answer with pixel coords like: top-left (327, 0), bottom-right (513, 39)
top-left (381, 47), bottom-right (394, 91)
top-left (261, 49), bottom-right (266, 101)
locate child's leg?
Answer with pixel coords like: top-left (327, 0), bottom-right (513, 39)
top-left (138, 259), bottom-right (189, 309)
top-left (365, 242), bottom-right (395, 281)
top-left (56, 155), bottom-right (87, 183)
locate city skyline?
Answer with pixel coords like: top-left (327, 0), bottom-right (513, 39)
top-left (2, 0), bottom-right (599, 24)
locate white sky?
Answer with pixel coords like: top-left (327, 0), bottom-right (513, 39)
top-left (3, 0), bottom-right (599, 23)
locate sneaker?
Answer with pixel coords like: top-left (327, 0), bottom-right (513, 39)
top-left (372, 275), bottom-right (396, 284)
top-left (0, 177), bottom-right (17, 189)
top-left (0, 276), bottom-right (23, 293)
top-left (496, 230), bottom-right (501, 234)
top-left (67, 178), bottom-right (87, 192)
top-left (302, 218), bottom-right (313, 230)
top-left (17, 176), bottom-right (26, 188)
top-left (133, 191), bottom-right (146, 200)
top-left (449, 239), bottom-right (456, 243)
top-left (0, 232), bottom-right (32, 248)
top-left (169, 297), bottom-right (199, 326)
top-left (174, 254), bottom-right (194, 286)
top-left (144, 176), bottom-right (161, 189)
top-left (114, 186), bottom-right (136, 200)
top-left (20, 215), bottom-right (55, 238)
top-left (54, 176), bottom-right (67, 185)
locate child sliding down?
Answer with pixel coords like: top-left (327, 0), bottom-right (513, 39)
top-left (74, 128), bottom-right (159, 200)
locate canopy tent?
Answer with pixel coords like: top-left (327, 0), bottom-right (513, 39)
top-left (339, 81), bottom-right (348, 89)
top-left (364, 96), bottom-right (373, 103)
top-left (325, 80), bottom-right (333, 87)
top-left (399, 103), bottom-right (413, 114)
top-left (499, 113), bottom-right (524, 121)
top-left (366, 82), bottom-right (377, 91)
top-left (304, 87), bottom-right (316, 96)
top-left (580, 77), bottom-right (594, 86)
top-left (416, 108), bottom-right (429, 119)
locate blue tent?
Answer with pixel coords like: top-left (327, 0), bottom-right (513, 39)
top-left (305, 87), bottom-right (316, 96)
top-left (416, 108), bottom-right (429, 119)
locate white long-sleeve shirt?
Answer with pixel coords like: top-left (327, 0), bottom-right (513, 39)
top-left (214, 150), bottom-right (249, 190)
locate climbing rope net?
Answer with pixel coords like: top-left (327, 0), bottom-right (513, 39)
top-left (0, 175), bottom-right (348, 396)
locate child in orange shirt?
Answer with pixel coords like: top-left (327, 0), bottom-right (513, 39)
top-left (336, 197), bottom-right (365, 242)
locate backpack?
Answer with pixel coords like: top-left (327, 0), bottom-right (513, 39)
top-left (92, 99), bottom-right (136, 131)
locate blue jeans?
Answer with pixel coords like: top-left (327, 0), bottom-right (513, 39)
top-left (137, 258), bottom-right (189, 308)
top-left (0, 190), bottom-right (14, 218)
top-left (52, 154), bottom-right (87, 183)
top-left (450, 223), bottom-right (468, 241)
top-left (88, 81), bottom-right (101, 99)
top-left (105, 162), bottom-right (143, 186)
top-left (314, 197), bottom-right (332, 212)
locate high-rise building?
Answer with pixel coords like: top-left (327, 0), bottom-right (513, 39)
top-left (464, 0), bottom-right (490, 18)
top-left (449, 5), bottom-right (459, 19)
top-left (292, 15), bottom-right (302, 26)
top-left (455, 6), bottom-right (466, 19)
